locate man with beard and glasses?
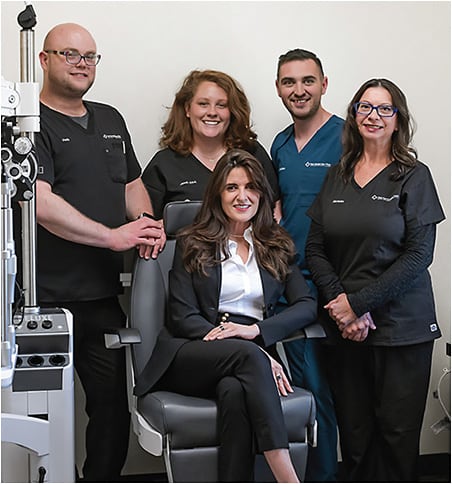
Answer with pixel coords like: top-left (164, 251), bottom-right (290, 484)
top-left (35, 23), bottom-right (165, 482)
top-left (271, 48), bottom-right (343, 482)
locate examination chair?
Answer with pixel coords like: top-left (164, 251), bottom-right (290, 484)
top-left (106, 201), bottom-right (319, 482)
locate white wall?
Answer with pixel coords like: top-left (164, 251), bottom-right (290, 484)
top-left (2, 0), bottom-right (450, 474)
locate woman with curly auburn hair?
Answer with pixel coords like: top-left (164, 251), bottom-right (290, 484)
top-left (142, 70), bottom-right (279, 219)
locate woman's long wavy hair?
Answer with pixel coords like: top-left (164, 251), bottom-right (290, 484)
top-left (340, 78), bottom-right (418, 182)
top-left (160, 70), bottom-right (258, 155)
top-left (178, 149), bottom-right (296, 281)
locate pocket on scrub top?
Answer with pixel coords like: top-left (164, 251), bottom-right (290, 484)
top-left (104, 142), bottom-right (127, 183)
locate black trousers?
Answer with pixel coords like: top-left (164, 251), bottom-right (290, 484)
top-left (41, 298), bottom-right (130, 482)
top-left (325, 340), bottom-right (434, 482)
top-left (155, 338), bottom-right (289, 482)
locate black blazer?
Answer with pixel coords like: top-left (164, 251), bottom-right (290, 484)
top-left (134, 242), bottom-right (317, 397)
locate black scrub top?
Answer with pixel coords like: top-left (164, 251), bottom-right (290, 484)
top-left (307, 161), bottom-right (445, 346)
top-left (142, 141), bottom-right (279, 219)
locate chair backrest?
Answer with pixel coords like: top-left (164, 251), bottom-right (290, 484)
top-left (129, 201), bottom-right (202, 376)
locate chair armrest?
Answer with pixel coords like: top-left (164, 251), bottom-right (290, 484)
top-left (281, 330), bottom-right (306, 343)
top-left (104, 328), bottom-right (142, 349)
top-left (302, 322), bottom-right (326, 339)
top-left (307, 420), bottom-right (318, 447)
top-left (281, 322), bottom-right (326, 343)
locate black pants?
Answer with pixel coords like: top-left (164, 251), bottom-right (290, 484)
top-left (155, 339), bottom-right (289, 482)
top-left (41, 298), bottom-right (130, 482)
top-left (325, 341), bottom-right (434, 482)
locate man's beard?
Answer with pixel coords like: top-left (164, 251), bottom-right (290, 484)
top-left (63, 80), bottom-right (93, 99)
top-left (286, 97), bottom-right (321, 121)
top-left (49, 74), bottom-right (94, 99)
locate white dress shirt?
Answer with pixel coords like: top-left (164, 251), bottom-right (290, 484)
top-left (219, 226), bottom-right (264, 321)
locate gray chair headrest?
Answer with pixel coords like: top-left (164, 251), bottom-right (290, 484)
top-left (163, 201), bottom-right (202, 238)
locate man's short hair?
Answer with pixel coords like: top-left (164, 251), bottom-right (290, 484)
top-left (277, 48), bottom-right (324, 78)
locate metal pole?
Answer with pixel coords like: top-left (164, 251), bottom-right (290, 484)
top-left (18, 5), bottom-right (38, 311)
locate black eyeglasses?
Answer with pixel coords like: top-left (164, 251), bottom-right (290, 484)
top-left (44, 50), bottom-right (101, 66)
top-left (353, 102), bottom-right (398, 118)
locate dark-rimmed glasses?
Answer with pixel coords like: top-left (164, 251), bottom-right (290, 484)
top-left (353, 102), bottom-right (398, 118)
top-left (44, 50), bottom-right (101, 66)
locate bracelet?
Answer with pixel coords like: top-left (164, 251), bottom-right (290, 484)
top-left (138, 212), bottom-right (158, 221)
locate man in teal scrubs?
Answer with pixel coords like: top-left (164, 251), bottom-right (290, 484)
top-left (271, 48), bottom-right (343, 482)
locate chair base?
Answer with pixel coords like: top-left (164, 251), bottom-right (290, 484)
top-left (167, 442), bottom-right (307, 482)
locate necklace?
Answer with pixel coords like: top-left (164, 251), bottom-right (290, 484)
top-left (230, 233), bottom-right (245, 238)
top-left (192, 148), bottom-right (226, 166)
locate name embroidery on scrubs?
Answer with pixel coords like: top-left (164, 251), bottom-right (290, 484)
top-left (371, 194), bottom-right (400, 202)
top-left (305, 161), bottom-right (332, 168)
top-left (103, 134), bottom-right (122, 139)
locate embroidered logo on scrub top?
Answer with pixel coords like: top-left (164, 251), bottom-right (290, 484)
top-left (305, 162), bottom-right (332, 168)
top-left (103, 134), bottom-right (122, 140)
top-left (180, 180), bottom-right (197, 186)
top-left (430, 323), bottom-right (438, 332)
top-left (371, 194), bottom-right (400, 202)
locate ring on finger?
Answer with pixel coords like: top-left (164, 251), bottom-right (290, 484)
top-left (219, 325), bottom-right (225, 331)
top-left (276, 374), bottom-right (282, 381)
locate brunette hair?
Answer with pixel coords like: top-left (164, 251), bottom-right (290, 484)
top-left (277, 48), bottom-right (324, 79)
top-left (178, 149), bottom-right (296, 280)
top-left (160, 70), bottom-right (257, 155)
top-left (340, 78), bottom-right (417, 182)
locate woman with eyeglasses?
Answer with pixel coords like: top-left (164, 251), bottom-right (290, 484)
top-left (141, 69), bottom-right (279, 219)
top-left (305, 78), bottom-right (445, 482)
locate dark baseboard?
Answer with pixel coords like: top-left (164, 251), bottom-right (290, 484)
top-left (337, 452), bottom-right (450, 483)
top-left (78, 452), bottom-right (450, 483)
top-left (77, 473), bottom-right (167, 483)
top-left (118, 474), bottom-right (167, 482)
top-left (419, 453), bottom-right (451, 482)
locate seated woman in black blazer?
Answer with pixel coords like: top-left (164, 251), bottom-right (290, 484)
top-left (134, 149), bottom-right (317, 482)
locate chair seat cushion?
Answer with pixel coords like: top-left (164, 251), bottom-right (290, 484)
top-left (137, 386), bottom-right (315, 449)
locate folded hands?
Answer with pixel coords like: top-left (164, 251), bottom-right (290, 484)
top-left (324, 293), bottom-right (376, 342)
